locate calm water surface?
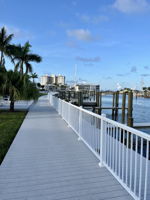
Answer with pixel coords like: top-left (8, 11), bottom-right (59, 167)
top-left (95, 95), bottom-right (150, 134)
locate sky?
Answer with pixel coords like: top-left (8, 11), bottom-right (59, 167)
top-left (1, 0), bottom-right (150, 90)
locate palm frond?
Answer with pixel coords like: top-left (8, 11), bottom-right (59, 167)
top-left (26, 54), bottom-right (42, 62)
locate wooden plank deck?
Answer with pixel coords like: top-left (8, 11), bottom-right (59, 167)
top-left (0, 96), bottom-right (133, 200)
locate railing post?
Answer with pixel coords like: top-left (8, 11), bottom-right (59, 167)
top-left (99, 113), bottom-right (106, 167)
top-left (60, 100), bottom-right (62, 117)
top-left (62, 101), bottom-right (64, 120)
top-left (67, 102), bottom-right (71, 127)
top-left (78, 106), bottom-right (82, 141)
top-left (58, 99), bottom-right (60, 115)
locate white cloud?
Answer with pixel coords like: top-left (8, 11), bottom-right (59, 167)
top-left (113, 0), bottom-right (150, 13)
top-left (77, 14), bottom-right (109, 24)
top-left (76, 56), bottom-right (101, 62)
top-left (67, 29), bottom-right (96, 42)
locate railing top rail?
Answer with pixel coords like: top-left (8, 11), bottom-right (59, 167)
top-left (52, 94), bottom-right (150, 141)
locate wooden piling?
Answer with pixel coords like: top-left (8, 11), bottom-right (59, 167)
top-left (94, 91), bottom-right (96, 101)
top-left (99, 92), bottom-right (102, 115)
top-left (96, 92), bottom-right (100, 107)
top-left (112, 93), bottom-right (115, 119)
top-left (78, 91), bottom-right (83, 106)
top-left (122, 92), bottom-right (126, 124)
top-left (127, 91), bottom-right (133, 127)
top-left (95, 107), bottom-right (100, 115)
top-left (114, 91), bottom-right (119, 120)
top-left (62, 91), bottom-right (65, 99)
top-left (68, 91), bottom-right (71, 101)
top-left (59, 91), bottom-right (62, 99)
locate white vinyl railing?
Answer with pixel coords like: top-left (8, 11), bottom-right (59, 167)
top-left (49, 93), bottom-right (150, 200)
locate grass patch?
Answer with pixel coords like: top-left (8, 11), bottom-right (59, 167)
top-left (0, 111), bottom-right (27, 164)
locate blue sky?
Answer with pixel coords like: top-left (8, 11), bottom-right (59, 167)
top-left (1, 0), bottom-right (150, 90)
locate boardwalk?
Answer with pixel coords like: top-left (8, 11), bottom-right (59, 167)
top-left (0, 96), bottom-right (133, 200)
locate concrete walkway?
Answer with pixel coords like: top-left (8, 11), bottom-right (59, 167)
top-left (0, 96), bottom-right (133, 200)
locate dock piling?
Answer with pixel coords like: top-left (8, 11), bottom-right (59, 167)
top-left (122, 92), bottom-right (126, 124)
top-left (114, 91), bottom-right (119, 120)
top-left (127, 91), bottom-right (133, 127)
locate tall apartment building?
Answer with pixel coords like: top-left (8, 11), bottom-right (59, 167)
top-left (40, 74), bottom-right (65, 86)
top-left (40, 75), bottom-right (51, 86)
top-left (56, 75), bottom-right (65, 85)
top-left (49, 74), bottom-right (56, 84)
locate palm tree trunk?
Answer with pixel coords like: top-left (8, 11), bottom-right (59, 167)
top-left (0, 51), bottom-right (4, 66)
top-left (25, 67), bottom-right (28, 74)
top-left (10, 94), bottom-right (15, 112)
top-left (20, 61), bottom-right (24, 75)
top-left (10, 100), bottom-right (15, 112)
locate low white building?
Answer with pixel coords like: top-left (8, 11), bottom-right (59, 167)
top-left (74, 84), bottom-right (100, 92)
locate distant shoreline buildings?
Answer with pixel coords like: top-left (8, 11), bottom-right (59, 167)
top-left (40, 74), bottom-right (101, 93)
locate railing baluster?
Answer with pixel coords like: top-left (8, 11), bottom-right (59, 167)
top-left (119, 128), bottom-right (121, 178)
top-left (139, 137), bottom-right (143, 199)
top-left (122, 130), bottom-right (125, 181)
top-left (115, 126), bottom-right (118, 174)
top-left (134, 135), bottom-right (138, 195)
top-left (106, 123), bottom-right (109, 165)
top-left (112, 125), bottom-right (115, 170)
top-left (126, 131), bottom-right (129, 186)
top-left (109, 124), bottom-right (111, 167)
top-left (104, 120), bottom-right (107, 163)
top-left (144, 140), bottom-right (149, 200)
top-left (130, 133), bottom-right (133, 190)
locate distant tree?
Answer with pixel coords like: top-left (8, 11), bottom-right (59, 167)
top-left (37, 83), bottom-right (41, 88)
top-left (124, 88), bottom-right (131, 91)
top-left (41, 85), bottom-right (45, 90)
top-left (30, 72), bottom-right (38, 83)
top-left (143, 87), bottom-right (147, 91)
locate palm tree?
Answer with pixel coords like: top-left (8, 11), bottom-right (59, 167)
top-left (30, 72), bottom-right (38, 83)
top-left (1, 70), bottom-right (39, 111)
top-left (12, 42), bottom-right (42, 75)
top-left (2, 70), bottom-right (22, 111)
top-left (0, 27), bottom-right (14, 67)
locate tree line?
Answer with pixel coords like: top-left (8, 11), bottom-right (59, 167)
top-left (0, 27), bottom-right (42, 111)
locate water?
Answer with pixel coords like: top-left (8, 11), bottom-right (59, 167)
top-left (89, 95), bottom-right (150, 134)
